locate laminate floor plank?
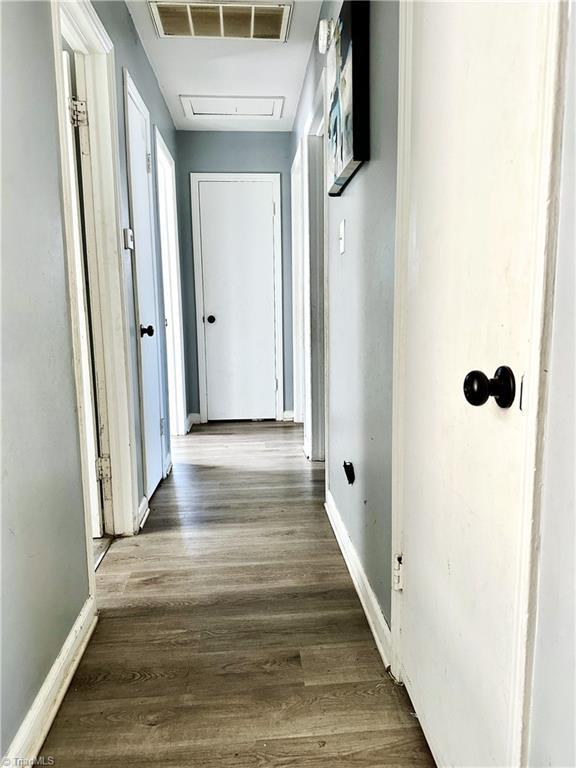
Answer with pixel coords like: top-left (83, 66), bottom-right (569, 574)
top-left (40, 421), bottom-right (434, 766)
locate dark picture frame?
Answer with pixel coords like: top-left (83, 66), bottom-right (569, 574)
top-left (326, 1), bottom-right (370, 197)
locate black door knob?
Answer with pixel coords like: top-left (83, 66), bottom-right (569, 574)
top-left (140, 324), bottom-right (154, 337)
top-left (463, 365), bottom-right (515, 408)
top-left (206, 315), bottom-right (216, 324)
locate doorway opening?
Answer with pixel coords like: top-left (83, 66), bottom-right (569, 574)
top-left (291, 73), bottom-right (327, 461)
top-left (52, 1), bottom-right (141, 567)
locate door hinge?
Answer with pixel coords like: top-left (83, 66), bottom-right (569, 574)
top-left (69, 97), bottom-right (88, 128)
top-left (393, 553), bottom-right (404, 592)
top-left (146, 152), bottom-right (152, 174)
top-left (275, 378), bottom-right (279, 392)
top-left (96, 455), bottom-right (112, 481)
top-left (160, 416), bottom-right (165, 436)
top-left (272, 201), bottom-right (276, 217)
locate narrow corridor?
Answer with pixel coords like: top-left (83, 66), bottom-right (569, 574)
top-left (41, 422), bottom-right (433, 766)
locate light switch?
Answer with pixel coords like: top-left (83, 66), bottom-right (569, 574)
top-left (339, 219), bottom-right (346, 254)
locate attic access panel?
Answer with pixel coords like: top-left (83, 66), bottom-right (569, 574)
top-left (180, 95), bottom-right (284, 120)
top-left (150, 2), bottom-right (292, 41)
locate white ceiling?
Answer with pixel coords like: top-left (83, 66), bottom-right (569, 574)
top-left (127, 1), bottom-right (322, 131)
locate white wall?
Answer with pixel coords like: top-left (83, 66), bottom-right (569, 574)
top-left (292, 0), bottom-right (399, 621)
top-left (1, 2), bottom-right (89, 752)
top-left (528, 9), bottom-right (575, 765)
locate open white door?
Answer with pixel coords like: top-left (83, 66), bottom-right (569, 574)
top-left (392, 3), bottom-right (566, 766)
top-left (155, 128), bottom-right (187, 437)
top-left (125, 71), bottom-right (164, 499)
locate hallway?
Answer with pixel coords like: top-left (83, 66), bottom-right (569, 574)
top-left (40, 422), bottom-right (433, 766)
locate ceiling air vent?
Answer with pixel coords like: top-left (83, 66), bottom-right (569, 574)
top-left (150, 3), bottom-right (293, 41)
top-left (180, 95), bottom-right (284, 120)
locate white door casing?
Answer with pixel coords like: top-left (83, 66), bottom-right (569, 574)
top-left (191, 173), bottom-right (283, 422)
top-left (155, 128), bottom-right (187, 436)
top-left (291, 147), bottom-right (305, 425)
top-left (391, 4), bottom-right (567, 767)
top-left (124, 70), bottom-right (164, 500)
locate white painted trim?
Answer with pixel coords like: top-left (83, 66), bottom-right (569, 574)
top-left (3, 596), bottom-right (97, 763)
top-left (325, 490), bottom-right (392, 668)
top-left (190, 172), bottom-right (284, 422)
top-left (138, 496), bottom-right (151, 530)
top-left (282, 410), bottom-right (294, 421)
top-left (291, 145), bottom-right (305, 425)
top-left (185, 412), bottom-right (202, 431)
top-left (154, 127), bottom-right (188, 437)
top-left (52, 0), bottom-right (140, 541)
top-left (389, 0), bottom-right (413, 684)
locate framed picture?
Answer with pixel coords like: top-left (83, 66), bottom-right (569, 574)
top-left (326, 1), bottom-right (370, 197)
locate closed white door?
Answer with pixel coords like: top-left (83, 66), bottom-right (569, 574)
top-left (193, 176), bottom-right (280, 421)
top-left (125, 73), bottom-right (163, 498)
top-left (393, 3), bottom-right (565, 767)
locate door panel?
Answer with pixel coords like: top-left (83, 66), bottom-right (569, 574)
top-left (198, 179), bottom-right (277, 421)
top-left (125, 77), bottom-right (163, 498)
top-left (394, 3), bottom-right (564, 766)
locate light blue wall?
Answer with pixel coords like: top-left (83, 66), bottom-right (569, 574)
top-left (292, 0), bottom-right (399, 623)
top-left (1, 2), bottom-right (89, 752)
top-left (94, 1), bottom-right (177, 489)
top-left (176, 131), bottom-right (294, 414)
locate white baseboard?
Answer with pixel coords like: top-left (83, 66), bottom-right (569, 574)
top-left (185, 413), bottom-right (201, 432)
top-left (282, 410), bottom-right (294, 421)
top-left (324, 489), bottom-right (392, 668)
top-left (4, 595), bottom-right (97, 762)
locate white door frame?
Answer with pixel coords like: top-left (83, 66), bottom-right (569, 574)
top-left (124, 69), bottom-right (169, 502)
top-left (390, 2), bottom-right (568, 763)
top-left (190, 172), bottom-right (284, 423)
top-left (51, 0), bottom-right (141, 542)
top-left (291, 147), bottom-right (305, 426)
top-left (155, 127), bottom-right (188, 436)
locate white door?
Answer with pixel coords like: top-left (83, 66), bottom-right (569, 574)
top-left (125, 73), bottom-right (163, 498)
top-left (60, 48), bottom-right (103, 538)
top-left (393, 3), bottom-right (565, 767)
top-left (192, 175), bottom-right (281, 421)
top-left (155, 128), bottom-right (187, 436)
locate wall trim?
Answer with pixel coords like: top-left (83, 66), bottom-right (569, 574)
top-left (3, 596), bottom-right (97, 762)
top-left (324, 489), bottom-right (392, 668)
top-left (185, 413), bottom-right (201, 432)
top-left (282, 410), bottom-right (294, 421)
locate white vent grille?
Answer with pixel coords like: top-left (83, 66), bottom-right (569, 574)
top-left (150, 2), bottom-right (292, 41)
top-left (180, 95), bottom-right (284, 120)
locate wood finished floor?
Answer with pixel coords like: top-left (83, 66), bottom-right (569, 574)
top-left (41, 422), bottom-right (434, 766)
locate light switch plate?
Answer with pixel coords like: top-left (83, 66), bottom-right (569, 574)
top-left (339, 219), bottom-right (346, 254)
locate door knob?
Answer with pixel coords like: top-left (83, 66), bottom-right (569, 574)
top-left (206, 315), bottom-right (216, 324)
top-left (140, 324), bottom-right (154, 337)
top-left (463, 365), bottom-right (515, 408)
